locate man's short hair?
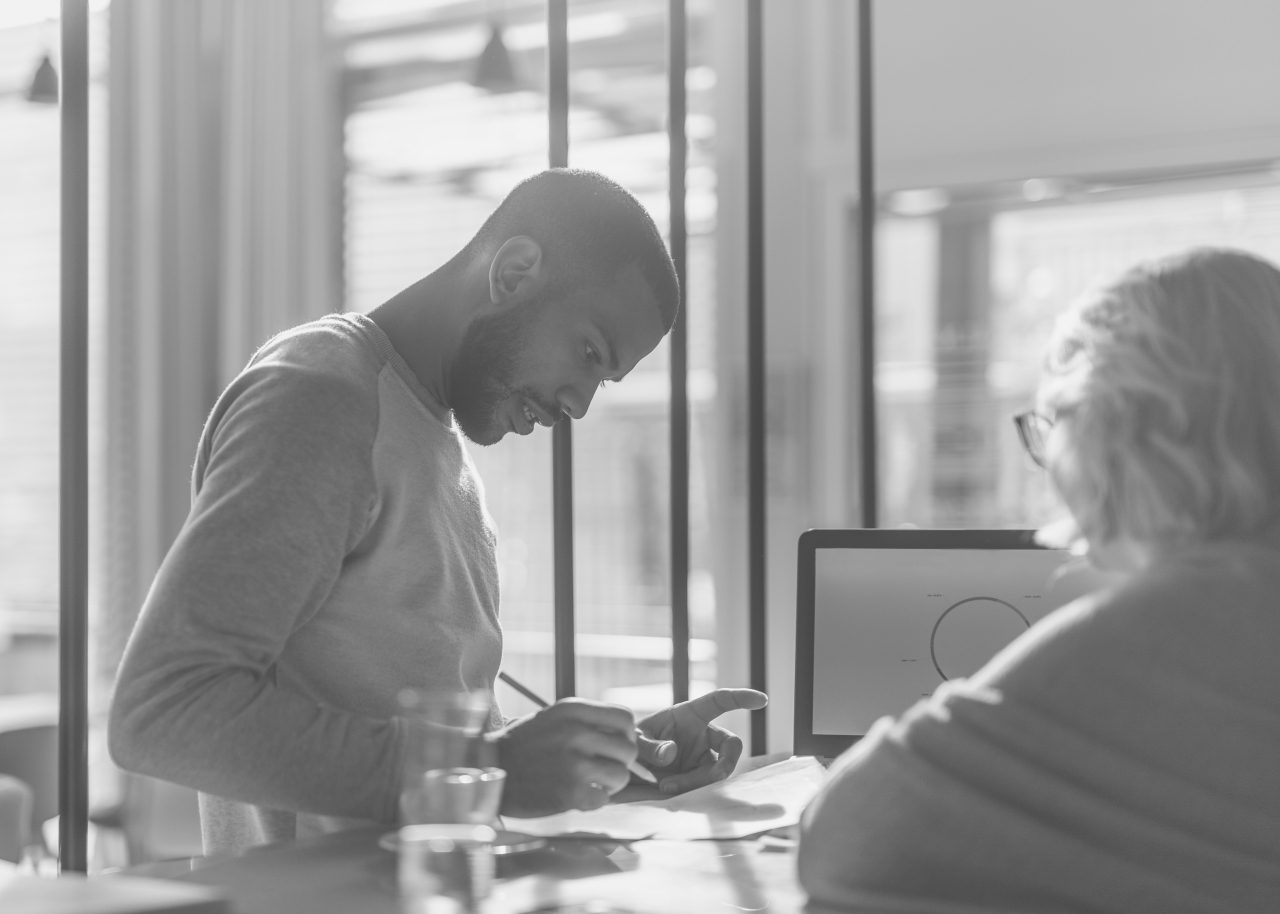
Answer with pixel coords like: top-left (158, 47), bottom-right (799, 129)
top-left (465, 168), bottom-right (679, 329)
top-left (1041, 246), bottom-right (1280, 552)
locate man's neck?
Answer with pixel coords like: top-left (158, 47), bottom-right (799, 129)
top-left (367, 271), bottom-right (471, 409)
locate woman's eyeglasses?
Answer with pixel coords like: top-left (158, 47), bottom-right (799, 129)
top-left (1013, 411), bottom-right (1054, 468)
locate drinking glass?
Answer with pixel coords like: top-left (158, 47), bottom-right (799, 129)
top-left (397, 688), bottom-right (505, 827)
top-left (398, 823), bottom-right (496, 914)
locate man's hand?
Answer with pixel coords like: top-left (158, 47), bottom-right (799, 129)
top-left (635, 688), bottom-right (769, 796)
top-left (487, 698), bottom-right (638, 817)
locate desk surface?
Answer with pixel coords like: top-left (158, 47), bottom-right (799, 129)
top-left (127, 756), bottom-right (809, 914)
top-left (140, 827), bottom-right (804, 914)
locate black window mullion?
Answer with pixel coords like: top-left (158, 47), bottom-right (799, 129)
top-left (547, 0), bottom-right (576, 701)
top-left (745, 0), bottom-right (767, 755)
top-left (857, 0), bottom-right (879, 528)
top-left (667, 0), bottom-right (690, 706)
top-left (59, 0), bottom-right (92, 874)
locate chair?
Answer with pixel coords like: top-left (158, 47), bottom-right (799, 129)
top-left (93, 772), bottom-right (204, 865)
top-left (0, 694), bottom-right (202, 869)
top-left (0, 773), bottom-right (33, 862)
top-left (41, 770), bottom-right (205, 869)
top-left (0, 693), bottom-right (58, 853)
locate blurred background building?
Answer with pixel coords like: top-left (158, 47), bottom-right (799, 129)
top-left (2, 0), bottom-right (1280, 868)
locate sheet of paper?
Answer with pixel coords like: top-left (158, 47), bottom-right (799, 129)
top-left (502, 755), bottom-right (826, 840)
top-left (493, 840), bottom-right (807, 914)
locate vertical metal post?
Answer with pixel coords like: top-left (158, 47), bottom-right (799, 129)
top-left (667, 0), bottom-right (690, 705)
top-left (548, 0), bottom-right (575, 700)
top-left (59, 0), bottom-right (91, 874)
top-left (857, 0), bottom-right (879, 528)
top-left (745, 0), bottom-right (767, 754)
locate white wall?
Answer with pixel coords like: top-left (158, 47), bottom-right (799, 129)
top-left (876, 0), bottom-right (1280, 188)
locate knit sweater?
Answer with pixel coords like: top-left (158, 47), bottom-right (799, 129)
top-left (109, 314), bottom-right (502, 855)
top-left (798, 538), bottom-right (1280, 913)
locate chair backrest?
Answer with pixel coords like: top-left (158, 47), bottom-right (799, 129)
top-left (0, 774), bottom-right (33, 862)
top-left (0, 694), bottom-right (59, 843)
top-left (120, 773), bottom-right (205, 863)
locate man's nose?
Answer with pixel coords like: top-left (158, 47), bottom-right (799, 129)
top-left (557, 381), bottom-right (598, 421)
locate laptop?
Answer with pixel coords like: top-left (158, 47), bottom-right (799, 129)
top-left (793, 528), bottom-right (1108, 764)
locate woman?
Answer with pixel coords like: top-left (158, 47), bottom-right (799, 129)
top-left (798, 247), bottom-right (1280, 913)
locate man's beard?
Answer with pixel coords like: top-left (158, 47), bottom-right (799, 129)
top-left (449, 305), bottom-right (544, 445)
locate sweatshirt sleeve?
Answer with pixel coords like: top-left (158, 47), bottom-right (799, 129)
top-left (108, 354), bottom-right (406, 823)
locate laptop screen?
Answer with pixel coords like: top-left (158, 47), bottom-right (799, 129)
top-left (794, 529), bottom-right (1107, 759)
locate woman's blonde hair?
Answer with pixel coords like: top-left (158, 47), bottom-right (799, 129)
top-left (1040, 247), bottom-right (1280, 553)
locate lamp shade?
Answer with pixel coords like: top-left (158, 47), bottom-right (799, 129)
top-left (26, 53), bottom-right (58, 104)
top-left (471, 21), bottom-right (518, 92)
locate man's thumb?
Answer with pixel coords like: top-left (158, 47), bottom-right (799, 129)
top-left (636, 733), bottom-right (678, 767)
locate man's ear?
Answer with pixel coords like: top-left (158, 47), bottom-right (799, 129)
top-left (488, 235), bottom-right (543, 305)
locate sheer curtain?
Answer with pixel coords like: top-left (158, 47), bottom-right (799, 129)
top-left (100, 0), bottom-right (341, 686)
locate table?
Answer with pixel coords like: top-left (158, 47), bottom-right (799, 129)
top-left (134, 826), bottom-right (804, 913)
top-left (127, 757), bottom-right (809, 914)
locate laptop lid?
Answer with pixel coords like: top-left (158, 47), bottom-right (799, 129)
top-left (793, 528), bottom-right (1106, 760)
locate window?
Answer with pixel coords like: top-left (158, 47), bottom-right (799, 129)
top-left (15, 0), bottom-right (1280, 867)
top-left (0, 0), bottom-right (109, 871)
top-left (340, 0), bottom-right (726, 717)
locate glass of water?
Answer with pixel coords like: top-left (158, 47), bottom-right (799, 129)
top-left (398, 823), bottom-right (497, 914)
top-left (397, 688), bottom-right (505, 827)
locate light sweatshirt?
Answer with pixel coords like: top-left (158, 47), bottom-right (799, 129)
top-left (109, 314), bottom-right (503, 856)
top-left (798, 537), bottom-right (1280, 913)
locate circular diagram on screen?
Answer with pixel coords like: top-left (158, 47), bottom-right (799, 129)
top-left (929, 597), bottom-right (1030, 680)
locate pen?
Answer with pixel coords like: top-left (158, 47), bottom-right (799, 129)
top-left (498, 671), bottom-right (661, 786)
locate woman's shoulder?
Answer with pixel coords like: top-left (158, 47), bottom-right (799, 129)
top-left (1107, 539), bottom-right (1280, 630)
top-left (975, 537), bottom-right (1280, 698)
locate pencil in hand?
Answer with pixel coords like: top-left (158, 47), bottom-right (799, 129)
top-left (498, 671), bottom-right (663, 786)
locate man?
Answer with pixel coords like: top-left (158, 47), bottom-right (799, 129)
top-left (109, 168), bottom-right (766, 855)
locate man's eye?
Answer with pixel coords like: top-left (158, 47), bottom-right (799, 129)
top-left (585, 343), bottom-right (601, 367)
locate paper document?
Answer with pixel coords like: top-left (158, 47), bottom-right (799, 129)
top-left (503, 755), bottom-right (826, 840)
top-left (493, 840), bottom-right (807, 914)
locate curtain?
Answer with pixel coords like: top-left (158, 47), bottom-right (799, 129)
top-left (100, 0), bottom-right (341, 687)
